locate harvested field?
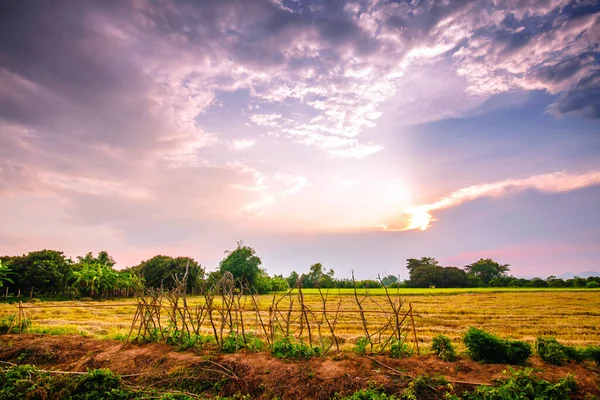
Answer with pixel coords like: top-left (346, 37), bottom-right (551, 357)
top-left (1, 290), bottom-right (599, 348)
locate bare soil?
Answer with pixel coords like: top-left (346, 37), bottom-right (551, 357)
top-left (1, 334), bottom-right (599, 399)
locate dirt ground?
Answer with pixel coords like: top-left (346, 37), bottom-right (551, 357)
top-left (1, 334), bottom-right (599, 399)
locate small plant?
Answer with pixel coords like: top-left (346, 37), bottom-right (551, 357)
top-left (431, 334), bottom-right (457, 361)
top-left (353, 336), bottom-right (369, 355)
top-left (334, 387), bottom-right (399, 399)
top-left (389, 338), bottom-right (413, 359)
top-left (271, 337), bottom-right (321, 359)
top-left (463, 327), bottom-right (531, 365)
top-left (402, 374), bottom-right (449, 400)
top-left (0, 314), bottom-right (31, 334)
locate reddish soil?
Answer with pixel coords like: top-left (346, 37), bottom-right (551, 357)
top-left (1, 334), bottom-right (599, 399)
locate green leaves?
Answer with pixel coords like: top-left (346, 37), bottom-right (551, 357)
top-left (0, 260), bottom-right (14, 288)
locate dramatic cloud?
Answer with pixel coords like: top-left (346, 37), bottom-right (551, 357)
top-left (0, 0), bottom-right (598, 272)
top-left (384, 171), bottom-right (600, 232)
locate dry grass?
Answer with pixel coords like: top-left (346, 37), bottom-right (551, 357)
top-left (1, 290), bottom-right (599, 348)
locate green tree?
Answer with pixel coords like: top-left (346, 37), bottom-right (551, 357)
top-left (77, 251), bottom-right (116, 267)
top-left (135, 255), bottom-right (203, 293)
top-left (286, 271), bottom-right (300, 288)
top-left (301, 263), bottom-right (335, 288)
top-left (4, 250), bottom-right (72, 295)
top-left (381, 274), bottom-right (398, 287)
top-left (406, 257), bottom-right (439, 278)
top-left (219, 242), bottom-right (263, 291)
top-left (464, 258), bottom-right (510, 286)
top-left (0, 260), bottom-right (14, 288)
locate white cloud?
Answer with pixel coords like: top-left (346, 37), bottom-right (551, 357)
top-left (229, 139), bottom-right (256, 151)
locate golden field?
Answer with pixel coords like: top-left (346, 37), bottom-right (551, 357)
top-left (1, 289), bottom-right (599, 349)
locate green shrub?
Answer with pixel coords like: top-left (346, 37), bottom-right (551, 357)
top-left (584, 345), bottom-right (600, 365)
top-left (221, 332), bottom-right (264, 353)
top-left (463, 327), bottom-right (531, 365)
top-left (71, 368), bottom-right (130, 400)
top-left (353, 336), bottom-right (369, 355)
top-left (457, 368), bottom-right (576, 400)
top-left (271, 337), bottom-right (321, 359)
top-left (431, 334), bottom-right (457, 361)
top-left (536, 337), bottom-right (567, 365)
top-left (389, 338), bottom-right (413, 359)
top-left (535, 337), bottom-right (585, 365)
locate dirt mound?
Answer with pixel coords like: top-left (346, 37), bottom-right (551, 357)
top-left (1, 334), bottom-right (598, 399)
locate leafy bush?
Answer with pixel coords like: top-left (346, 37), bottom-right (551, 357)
top-left (389, 338), bottom-right (413, 359)
top-left (455, 368), bottom-right (576, 400)
top-left (71, 368), bottom-right (129, 400)
top-left (0, 365), bottom-right (138, 400)
top-left (431, 334), bottom-right (457, 361)
top-left (353, 336), bottom-right (369, 355)
top-left (464, 327), bottom-right (531, 365)
top-left (535, 337), bottom-right (585, 365)
top-left (584, 345), bottom-right (600, 365)
top-left (271, 337), bottom-right (321, 359)
top-left (221, 332), bottom-right (264, 353)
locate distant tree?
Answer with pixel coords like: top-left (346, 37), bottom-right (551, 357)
top-left (409, 265), bottom-right (469, 288)
top-left (530, 277), bottom-right (548, 288)
top-left (135, 255), bottom-right (203, 293)
top-left (406, 257), bottom-right (439, 278)
top-left (381, 274), bottom-right (398, 287)
top-left (4, 250), bottom-right (72, 295)
top-left (286, 271), bottom-right (300, 288)
top-left (219, 241), bottom-right (264, 291)
top-left (77, 251), bottom-right (116, 267)
top-left (301, 263), bottom-right (335, 288)
top-left (566, 277), bottom-right (587, 288)
top-left (547, 276), bottom-right (567, 288)
top-left (464, 258), bottom-right (510, 286)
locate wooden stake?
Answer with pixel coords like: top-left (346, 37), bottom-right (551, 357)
top-left (409, 303), bottom-right (419, 355)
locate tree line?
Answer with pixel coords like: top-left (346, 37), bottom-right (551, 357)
top-left (0, 244), bottom-right (598, 299)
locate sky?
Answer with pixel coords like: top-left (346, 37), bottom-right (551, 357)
top-left (0, 0), bottom-right (599, 279)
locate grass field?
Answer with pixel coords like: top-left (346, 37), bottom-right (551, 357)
top-left (1, 288), bottom-right (599, 349)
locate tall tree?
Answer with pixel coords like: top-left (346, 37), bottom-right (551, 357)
top-left (4, 250), bottom-right (72, 295)
top-left (406, 257), bottom-right (439, 278)
top-left (219, 241), bottom-right (263, 290)
top-left (135, 255), bottom-right (203, 293)
top-left (464, 258), bottom-right (510, 286)
top-left (302, 263), bottom-right (335, 288)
